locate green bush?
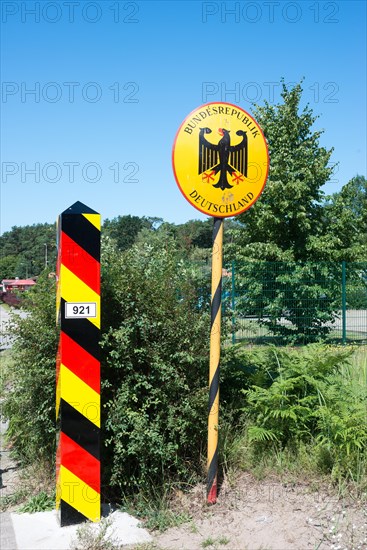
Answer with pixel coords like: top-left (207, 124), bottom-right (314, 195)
top-left (3, 235), bottom-right (211, 499)
top-left (3, 272), bottom-right (58, 466)
top-left (101, 235), bottom-right (210, 495)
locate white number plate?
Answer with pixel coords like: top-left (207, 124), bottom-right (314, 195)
top-left (65, 302), bottom-right (97, 319)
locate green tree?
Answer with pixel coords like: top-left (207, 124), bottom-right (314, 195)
top-left (224, 81), bottom-right (344, 343)
top-left (174, 219), bottom-right (213, 251)
top-left (0, 255), bottom-right (17, 280)
top-left (0, 223), bottom-right (56, 277)
top-left (231, 260), bottom-right (342, 344)
top-left (227, 80), bottom-right (334, 262)
top-left (308, 175), bottom-right (367, 261)
top-left (102, 215), bottom-right (162, 251)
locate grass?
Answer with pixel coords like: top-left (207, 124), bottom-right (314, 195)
top-left (0, 459), bottom-right (55, 512)
top-left (121, 487), bottom-right (192, 532)
top-left (201, 537), bottom-right (231, 548)
top-left (18, 490), bottom-right (55, 513)
top-left (340, 346), bottom-right (367, 490)
top-left (134, 545), bottom-right (160, 550)
top-left (189, 521), bottom-right (199, 533)
top-left (344, 346), bottom-right (367, 384)
top-left (0, 488), bottom-right (29, 512)
top-left (70, 518), bottom-right (124, 550)
top-left (220, 424), bottom-right (320, 484)
top-left (142, 507), bottom-right (191, 532)
top-left (201, 537), bottom-right (215, 547)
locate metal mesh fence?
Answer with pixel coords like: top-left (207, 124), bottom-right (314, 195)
top-left (220, 261), bottom-right (367, 345)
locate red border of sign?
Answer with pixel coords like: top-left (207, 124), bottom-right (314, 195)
top-left (172, 102), bottom-right (270, 218)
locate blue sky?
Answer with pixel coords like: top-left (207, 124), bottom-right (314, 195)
top-left (1, 0), bottom-right (366, 233)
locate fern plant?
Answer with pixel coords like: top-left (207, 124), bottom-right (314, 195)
top-left (240, 345), bottom-right (366, 482)
top-left (242, 346), bottom-right (347, 443)
top-left (314, 371), bottom-right (367, 480)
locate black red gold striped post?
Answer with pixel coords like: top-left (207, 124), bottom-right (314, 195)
top-left (207, 217), bottom-right (224, 504)
top-left (56, 201), bottom-right (101, 526)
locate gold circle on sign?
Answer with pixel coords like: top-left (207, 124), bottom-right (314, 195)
top-left (172, 102), bottom-right (269, 218)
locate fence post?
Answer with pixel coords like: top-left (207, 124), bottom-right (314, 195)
top-left (231, 261), bottom-right (236, 344)
top-left (342, 261), bottom-right (347, 345)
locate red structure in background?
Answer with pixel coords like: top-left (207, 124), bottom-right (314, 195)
top-left (2, 279), bottom-right (36, 292)
top-left (0, 278), bottom-right (37, 306)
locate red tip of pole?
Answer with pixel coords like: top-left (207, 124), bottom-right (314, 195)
top-left (207, 480), bottom-right (217, 505)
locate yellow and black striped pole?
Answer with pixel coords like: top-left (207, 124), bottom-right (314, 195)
top-left (56, 201), bottom-right (101, 526)
top-left (207, 217), bottom-right (224, 504)
top-left (172, 102), bottom-right (269, 505)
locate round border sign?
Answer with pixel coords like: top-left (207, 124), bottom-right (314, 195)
top-left (172, 102), bottom-right (269, 218)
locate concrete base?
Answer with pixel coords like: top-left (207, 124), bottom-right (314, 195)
top-left (8, 508), bottom-right (152, 549)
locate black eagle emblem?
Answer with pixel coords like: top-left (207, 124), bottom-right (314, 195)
top-left (199, 128), bottom-right (248, 190)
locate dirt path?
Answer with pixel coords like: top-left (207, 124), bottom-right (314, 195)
top-left (153, 474), bottom-right (367, 550)
top-left (0, 304), bottom-right (28, 350)
top-left (0, 410), bottom-right (19, 502)
top-left (0, 402), bottom-right (19, 549)
top-left (0, 304), bottom-right (21, 502)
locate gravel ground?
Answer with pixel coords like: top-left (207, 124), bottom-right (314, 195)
top-left (153, 474), bottom-right (367, 550)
